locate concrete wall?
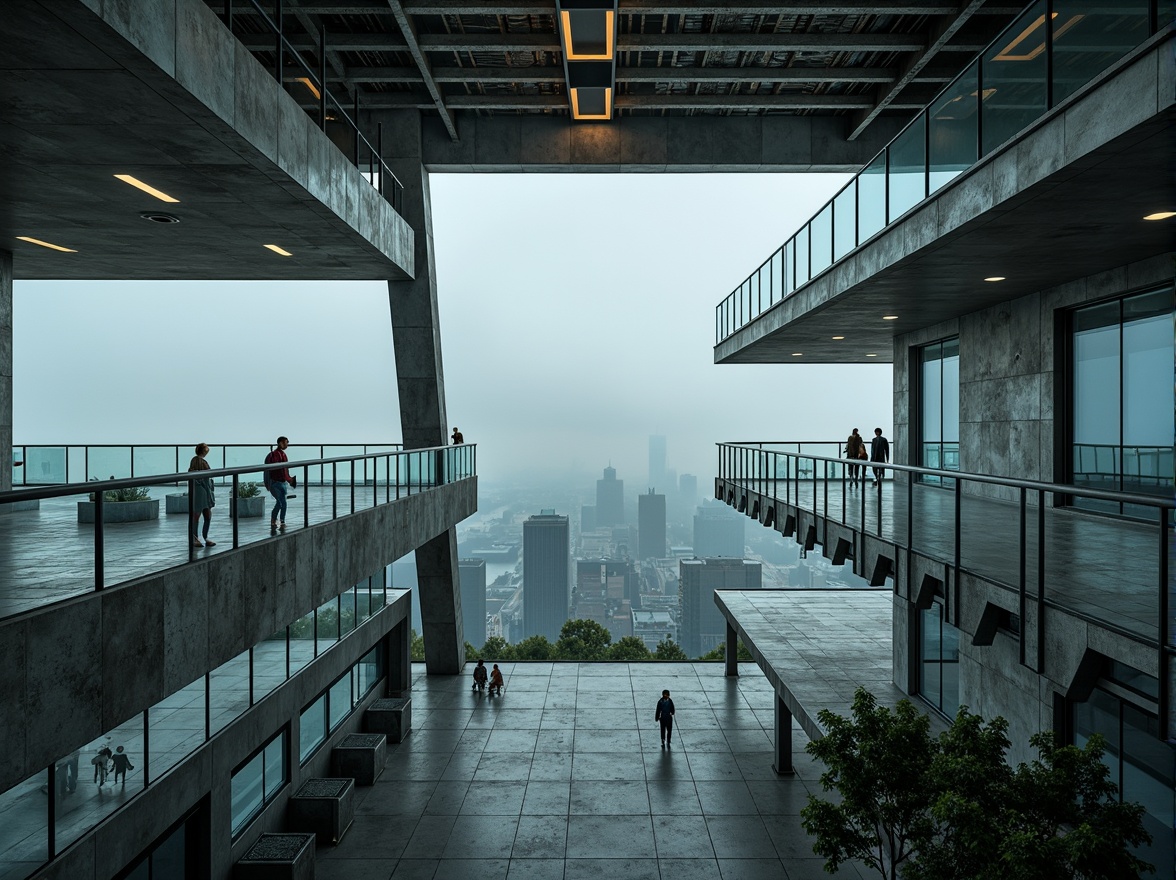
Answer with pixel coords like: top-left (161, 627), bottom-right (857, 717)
top-left (0, 476), bottom-right (476, 792)
top-left (32, 593), bottom-right (410, 880)
top-left (893, 253), bottom-right (1174, 501)
top-left (0, 249), bottom-right (9, 494)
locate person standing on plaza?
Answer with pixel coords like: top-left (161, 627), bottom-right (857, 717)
top-left (655, 689), bottom-right (676, 748)
top-left (472, 659), bottom-right (488, 692)
top-left (111, 746), bottom-right (135, 787)
top-left (264, 436), bottom-right (296, 531)
top-left (870, 428), bottom-right (890, 487)
top-left (187, 443), bottom-right (216, 548)
top-left (844, 429), bottom-right (865, 485)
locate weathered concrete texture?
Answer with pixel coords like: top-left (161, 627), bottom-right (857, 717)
top-left (717, 32), bottom-right (1174, 365)
top-left (0, 249), bottom-right (10, 494)
top-left (0, 478), bottom-right (474, 791)
top-left (4, 1), bottom-right (411, 280)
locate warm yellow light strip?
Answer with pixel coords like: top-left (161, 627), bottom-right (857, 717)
top-left (993, 12), bottom-right (1083, 63)
top-left (264, 244), bottom-right (293, 256)
top-left (1143, 211), bottom-right (1176, 221)
top-left (16, 236), bottom-right (77, 253)
top-left (560, 9), bottom-right (615, 60)
top-left (296, 76), bottom-right (321, 100)
top-left (570, 87), bottom-right (613, 120)
top-left (114, 174), bottom-right (180, 203)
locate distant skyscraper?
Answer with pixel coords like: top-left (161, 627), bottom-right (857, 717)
top-left (458, 558), bottom-right (487, 648)
top-left (638, 490), bottom-right (667, 560)
top-left (679, 558), bottom-right (762, 657)
top-left (679, 473), bottom-right (698, 505)
top-left (693, 505), bottom-right (745, 558)
top-left (648, 435), bottom-right (666, 491)
top-left (596, 465), bottom-right (624, 526)
top-left (523, 510), bottom-right (570, 641)
top-left (580, 504), bottom-right (597, 534)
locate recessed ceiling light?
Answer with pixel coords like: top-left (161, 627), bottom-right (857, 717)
top-left (832, 336), bottom-right (845, 340)
top-left (791, 352), bottom-right (803, 357)
top-left (1143, 211), bottom-right (1176, 221)
top-left (984, 276), bottom-right (1006, 282)
top-left (866, 353), bottom-right (878, 357)
top-left (114, 174), bottom-right (179, 203)
top-left (16, 235), bottom-right (77, 253)
top-left (882, 315), bottom-right (898, 320)
top-left (264, 244), bottom-right (293, 256)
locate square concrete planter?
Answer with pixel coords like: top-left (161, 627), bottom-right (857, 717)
top-left (332, 733), bottom-right (386, 786)
top-left (165, 493), bottom-right (189, 515)
top-left (232, 495), bottom-right (266, 518)
top-left (77, 499), bottom-right (159, 524)
top-left (287, 778), bottom-right (354, 845)
top-left (364, 697), bottom-right (412, 743)
top-left (234, 832), bottom-right (315, 880)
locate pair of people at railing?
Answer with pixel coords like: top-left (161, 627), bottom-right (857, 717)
top-left (844, 428), bottom-right (890, 486)
top-left (187, 435), bottom-right (296, 547)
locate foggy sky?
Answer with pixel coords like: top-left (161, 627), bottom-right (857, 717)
top-left (14, 173), bottom-right (892, 486)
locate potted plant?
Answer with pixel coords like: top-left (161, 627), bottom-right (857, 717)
top-left (232, 481), bottom-right (265, 518)
top-left (78, 479), bottom-right (159, 524)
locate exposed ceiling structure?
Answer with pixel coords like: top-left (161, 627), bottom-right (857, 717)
top-left (208, 0), bottom-right (1024, 140)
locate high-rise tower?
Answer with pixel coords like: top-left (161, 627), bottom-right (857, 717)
top-left (523, 511), bottom-right (570, 641)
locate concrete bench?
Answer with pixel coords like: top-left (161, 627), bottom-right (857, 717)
top-left (287, 778), bottom-right (354, 846)
top-left (332, 733), bottom-right (386, 785)
top-left (715, 589), bottom-right (947, 775)
top-left (364, 697), bottom-right (411, 743)
top-left (233, 832), bottom-right (315, 880)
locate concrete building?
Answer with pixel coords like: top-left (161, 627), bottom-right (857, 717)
top-left (632, 610), bottom-right (677, 652)
top-left (679, 473), bottom-right (698, 507)
top-left (680, 558), bottom-right (763, 658)
top-left (579, 504), bottom-right (596, 535)
top-left (694, 503), bottom-right (746, 559)
top-left (457, 558), bottom-right (487, 649)
top-left (522, 511), bottom-right (570, 642)
top-left (648, 434), bottom-right (666, 491)
top-left (595, 465), bottom-right (624, 527)
top-left (637, 490), bottom-right (667, 560)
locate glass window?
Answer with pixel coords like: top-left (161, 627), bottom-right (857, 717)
top-left (794, 225), bottom-right (809, 286)
top-left (354, 647), bottom-right (381, 704)
top-left (833, 182), bottom-right (857, 261)
top-left (770, 249), bottom-right (783, 306)
top-left (0, 769), bottom-right (49, 879)
top-left (919, 338), bottom-right (961, 484)
top-left (148, 675), bottom-right (205, 780)
top-left (928, 62), bottom-right (978, 194)
top-left (253, 630), bottom-right (287, 703)
top-left (783, 238), bottom-right (795, 298)
top-left (1051, 1), bottom-right (1148, 105)
top-left (58, 715), bottom-right (145, 852)
top-left (299, 695), bottom-right (327, 764)
top-left (887, 113), bottom-right (926, 220)
top-left (329, 673), bottom-right (352, 732)
top-left (208, 649), bottom-right (251, 735)
top-left (316, 596), bottom-right (340, 655)
top-left (858, 151), bottom-right (887, 239)
top-left (810, 202), bottom-right (833, 277)
top-left (981, 0), bottom-right (1048, 155)
top-left (919, 602), bottom-right (960, 718)
top-left (231, 729), bottom-right (287, 836)
top-left (263, 736), bottom-right (285, 799)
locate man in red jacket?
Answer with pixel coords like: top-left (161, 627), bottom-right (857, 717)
top-left (263, 436), bottom-right (296, 531)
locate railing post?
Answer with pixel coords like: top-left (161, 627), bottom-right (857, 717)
top-left (353, 92), bottom-right (360, 167)
top-left (1036, 489), bottom-right (1046, 673)
top-left (1158, 505), bottom-right (1170, 738)
top-left (1018, 487), bottom-right (1027, 668)
top-left (953, 477), bottom-right (962, 617)
top-left (332, 462), bottom-right (338, 518)
top-left (303, 464), bottom-right (309, 527)
top-left (232, 472), bottom-right (240, 549)
top-left (350, 461), bottom-right (356, 514)
top-left (94, 493), bottom-right (104, 591)
top-left (275, 0), bottom-right (283, 95)
top-left (319, 25), bottom-right (328, 130)
top-left (188, 479), bottom-right (197, 561)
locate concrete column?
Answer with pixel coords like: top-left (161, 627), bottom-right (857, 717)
top-left (0, 249), bottom-right (10, 493)
top-left (388, 617), bottom-right (412, 695)
top-left (385, 113), bottom-right (464, 675)
top-left (773, 692), bottom-right (794, 775)
top-left (725, 622), bottom-right (739, 677)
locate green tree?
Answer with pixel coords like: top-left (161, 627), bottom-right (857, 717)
top-left (609, 636), bottom-right (652, 661)
top-left (513, 635), bottom-right (556, 660)
top-left (653, 637), bottom-right (689, 661)
top-left (410, 628), bottom-right (425, 662)
top-left (699, 640), bottom-right (753, 661)
top-left (479, 636), bottom-right (514, 660)
top-left (555, 618), bottom-right (612, 660)
top-left (463, 640), bottom-right (479, 660)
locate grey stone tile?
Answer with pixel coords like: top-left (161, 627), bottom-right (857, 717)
top-left (652, 815), bottom-right (716, 859)
top-left (570, 752), bottom-right (645, 781)
top-left (657, 859), bottom-right (724, 880)
top-left (443, 816), bottom-right (520, 859)
top-left (565, 816), bottom-right (655, 858)
top-left (563, 859), bottom-right (659, 880)
top-left (511, 815), bottom-right (568, 859)
top-left (706, 816), bottom-right (779, 859)
top-left (717, 858), bottom-right (790, 880)
top-left (569, 780), bottom-right (649, 815)
top-left (389, 859), bottom-right (439, 879)
top-left (521, 782), bottom-right (571, 816)
top-left (507, 859), bottom-right (566, 879)
top-left (460, 781), bottom-right (528, 815)
top-left (402, 815), bottom-right (458, 859)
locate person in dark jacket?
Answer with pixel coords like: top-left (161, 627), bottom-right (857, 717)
top-left (655, 689), bottom-right (676, 747)
top-left (845, 429), bottom-right (865, 485)
top-left (111, 746), bottom-right (134, 787)
top-left (472, 659), bottom-right (488, 692)
top-left (870, 428), bottom-right (890, 487)
top-left (264, 436), bottom-right (296, 531)
top-left (187, 443), bottom-right (216, 548)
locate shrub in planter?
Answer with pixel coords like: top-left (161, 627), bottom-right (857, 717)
top-left (79, 477), bottom-right (158, 523)
top-left (232, 481), bottom-right (265, 518)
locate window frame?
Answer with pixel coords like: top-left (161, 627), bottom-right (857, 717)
top-left (230, 728), bottom-right (288, 838)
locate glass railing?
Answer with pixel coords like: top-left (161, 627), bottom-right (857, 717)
top-left (715, 0), bottom-right (1173, 344)
top-left (0, 444), bottom-right (475, 621)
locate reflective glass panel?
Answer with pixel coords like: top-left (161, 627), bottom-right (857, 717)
top-left (783, 239), bottom-right (795, 297)
top-left (329, 673), bottom-right (352, 731)
top-left (132, 446), bottom-right (179, 479)
top-left (316, 597), bottom-right (340, 654)
top-left (22, 447), bottom-right (66, 485)
top-left (919, 605), bottom-right (942, 708)
top-left (1162, 0), bottom-right (1176, 27)
top-left (0, 769), bottom-right (49, 880)
top-left (981, 0), bottom-right (1048, 155)
top-left (833, 182), bottom-right (857, 260)
top-left (299, 696), bottom-right (327, 763)
top-left (858, 151), bottom-right (887, 238)
top-left (770, 249), bottom-right (784, 306)
top-left (1073, 688), bottom-right (1121, 789)
top-left (888, 114), bottom-right (926, 220)
top-left (1122, 704), bottom-right (1175, 878)
top-left (148, 674), bottom-right (206, 779)
top-left (209, 649), bottom-right (251, 735)
top-left (230, 752), bottom-right (263, 836)
top-left (253, 630), bottom-right (287, 703)
top-left (1051, 1), bottom-right (1148, 104)
top-left (794, 226), bottom-right (809, 285)
top-left (928, 62), bottom-right (978, 193)
top-left (263, 735), bottom-right (286, 799)
top-left (290, 611), bottom-right (315, 673)
top-left (339, 588), bottom-right (357, 637)
top-left (810, 203), bottom-right (833, 276)
top-left (940, 619), bottom-right (960, 717)
top-left (58, 714), bottom-right (145, 852)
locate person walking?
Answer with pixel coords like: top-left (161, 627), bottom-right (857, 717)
top-left (488, 663), bottom-right (504, 696)
top-left (187, 443), bottom-right (216, 547)
top-left (844, 429), bottom-right (865, 486)
top-left (870, 428), bottom-right (890, 487)
top-left (655, 689), bottom-right (676, 748)
top-left (111, 746), bottom-right (135, 787)
top-left (92, 745), bottom-right (112, 786)
top-left (472, 659), bottom-right (488, 692)
top-left (264, 436), bottom-right (296, 532)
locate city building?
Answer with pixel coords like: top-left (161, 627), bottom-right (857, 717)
top-left (679, 473), bottom-right (698, 507)
top-left (579, 504), bottom-right (596, 535)
top-left (637, 489), bottom-right (667, 560)
top-left (648, 434), bottom-right (666, 492)
top-left (457, 558), bottom-right (487, 649)
top-left (595, 465), bottom-right (624, 527)
top-left (522, 511), bottom-right (570, 642)
top-left (632, 610), bottom-right (677, 652)
top-left (679, 558), bottom-right (763, 657)
top-left (694, 503), bottom-right (746, 558)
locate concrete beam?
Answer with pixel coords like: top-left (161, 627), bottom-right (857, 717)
top-left (357, 93), bottom-right (884, 110)
top-left (402, 1), bottom-right (971, 13)
top-left (385, 0), bottom-right (460, 141)
top-left (344, 64), bottom-right (903, 84)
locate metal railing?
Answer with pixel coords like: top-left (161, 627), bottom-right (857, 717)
top-left (716, 442), bottom-right (1173, 733)
top-left (0, 444), bottom-right (475, 618)
top-left (221, 0), bottom-right (405, 213)
top-left (715, 1), bottom-right (1174, 344)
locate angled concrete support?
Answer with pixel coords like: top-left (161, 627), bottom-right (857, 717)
top-left (387, 140), bottom-right (464, 675)
top-left (773, 692), bottom-right (794, 776)
top-left (725, 622), bottom-right (738, 678)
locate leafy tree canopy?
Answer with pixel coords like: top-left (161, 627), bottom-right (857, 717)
top-left (653, 637), bottom-right (689, 661)
top-left (609, 636), bottom-right (653, 661)
top-left (410, 628), bottom-right (425, 662)
top-left (556, 618), bottom-right (613, 661)
top-left (699, 641), bottom-right (754, 661)
top-left (478, 636), bottom-right (514, 661)
top-left (514, 635), bottom-right (556, 661)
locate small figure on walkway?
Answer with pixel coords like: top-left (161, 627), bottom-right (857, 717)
top-left (111, 746), bottom-right (135, 787)
top-left (451, 427), bottom-right (464, 445)
top-left (92, 745), bottom-right (112, 786)
top-left (845, 429), bottom-right (865, 486)
top-left (489, 663), bottom-right (504, 696)
top-left (656, 689), bottom-right (675, 748)
top-left (870, 428), bottom-right (890, 487)
top-left (472, 659), bottom-right (488, 692)
top-left (264, 436), bottom-right (296, 531)
top-left (188, 443), bottom-right (216, 548)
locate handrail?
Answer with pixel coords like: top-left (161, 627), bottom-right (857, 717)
top-left (714, 2), bottom-right (1174, 344)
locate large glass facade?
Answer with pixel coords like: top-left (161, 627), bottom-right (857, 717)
top-left (919, 337), bottom-right (961, 484)
top-left (980, 0), bottom-right (1048, 155)
top-left (230, 730), bottom-right (287, 837)
top-left (1071, 287), bottom-right (1174, 518)
top-left (918, 601), bottom-right (960, 718)
top-left (1074, 687), bottom-right (1174, 877)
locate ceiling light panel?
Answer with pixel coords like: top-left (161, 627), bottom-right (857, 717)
top-left (114, 174), bottom-right (180, 203)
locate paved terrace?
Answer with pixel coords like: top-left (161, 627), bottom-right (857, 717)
top-left (720, 477), bottom-right (1171, 643)
top-left (319, 662), bottom-right (869, 880)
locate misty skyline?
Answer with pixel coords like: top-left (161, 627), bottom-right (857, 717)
top-left (14, 173), bottom-right (892, 485)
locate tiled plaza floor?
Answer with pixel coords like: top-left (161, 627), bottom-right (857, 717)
top-left (318, 662), bottom-right (865, 880)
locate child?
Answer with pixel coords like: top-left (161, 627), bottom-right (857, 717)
top-left (92, 746), bottom-right (112, 786)
top-left (489, 664), bottom-right (504, 696)
top-left (111, 746), bottom-right (135, 787)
